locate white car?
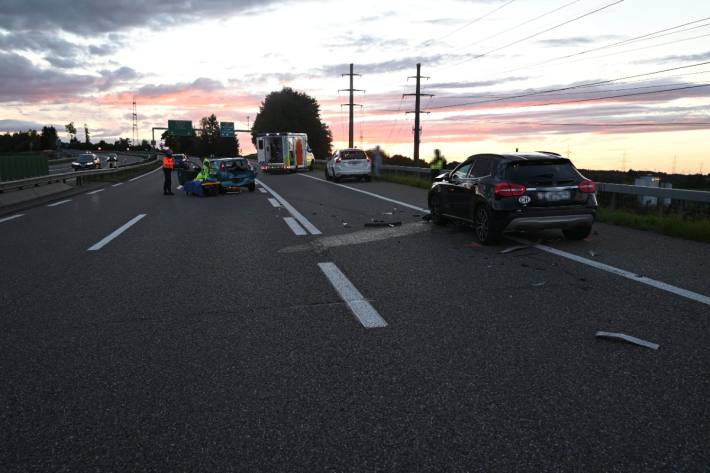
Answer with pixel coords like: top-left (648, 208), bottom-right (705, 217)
top-left (325, 148), bottom-right (371, 182)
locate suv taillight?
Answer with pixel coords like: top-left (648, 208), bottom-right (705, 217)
top-left (578, 179), bottom-right (596, 193)
top-left (494, 181), bottom-right (526, 197)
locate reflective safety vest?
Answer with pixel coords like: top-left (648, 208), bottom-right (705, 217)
top-left (162, 156), bottom-right (174, 169)
top-left (430, 158), bottom-right (444, 171)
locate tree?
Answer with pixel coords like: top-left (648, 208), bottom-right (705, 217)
top-left (199, 114), bottom-right (220, 155)
top-left (251, 87), bottom-right (332, 159)
top-left (40, 126), bottom-right (58, 150)
top-left (65, 122), bottom-right (77, 142)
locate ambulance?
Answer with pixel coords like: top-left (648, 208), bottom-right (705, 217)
top-left (255, 132), bottom-right (315, 173)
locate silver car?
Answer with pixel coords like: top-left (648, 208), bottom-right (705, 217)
top-left (325, 148), bottom-right (371, 182)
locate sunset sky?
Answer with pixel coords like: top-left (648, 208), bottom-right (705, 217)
top-left (1, 0), bottom-right (709, 173)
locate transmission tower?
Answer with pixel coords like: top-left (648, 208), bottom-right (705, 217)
top-left (404, 63), bottom-right (433, 162)
top-left (339, 64), bottom-right (364, 148)
top-left (132, 97), bottom-right (138, 147)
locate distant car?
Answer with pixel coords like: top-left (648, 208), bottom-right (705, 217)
top-left (428, 151), bottom-right (598, 244)
top-left (172, 154), bottom-right (189, 169)
top-left (325, 148), bottom-right (371, 182)
top-left (210, 157), bottom-right (256, 192)
top-left (72, 153), bottom-right (101, 171)
top-left (106, 154), bottom-right (118, 168)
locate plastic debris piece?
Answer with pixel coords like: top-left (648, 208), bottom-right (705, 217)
top-left (383, 212), bottom-right (393, 216)
top-left (365, 221), bottom-right (402, 228)
top-left (531, 281), bottom-right (547, 287)
top-left (342, 221), bottom-right (349, 227)
top-left (422, 214), bottom-right (432, 221)
top-left (595, 331), bottom-right (659, 350)
top-left (588, 250), bottom-right (598, 257)
top-left (500, 245), bottom-right (529, 254)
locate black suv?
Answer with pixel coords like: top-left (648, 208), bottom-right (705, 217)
top-left (428, 151), bottom-right (597, 244)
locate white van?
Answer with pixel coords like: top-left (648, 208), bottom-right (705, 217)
top-left (256, 132), bottom-right (314, 173)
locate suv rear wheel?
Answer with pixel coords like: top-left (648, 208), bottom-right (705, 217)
top-left (474, 205), bottom-right (501, 244)
top-left (562, 225), bottom-right (592, 240)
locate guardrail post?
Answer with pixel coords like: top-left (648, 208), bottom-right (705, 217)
top-left (609, 192), bottom-right (617, 210)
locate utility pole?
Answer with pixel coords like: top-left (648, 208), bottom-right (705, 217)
top-left (247, 115), bottom-right (250, 130)
top-left (132, 97), bottom-right (138, 147)
top-left (621, 152), bottom-right (628, 172)
top-left (404, 63), bottom-right (433, 162)
top-left (672, 155), bottom-right (677, 174)
top-left (339, 63), bottom-right (364, 148)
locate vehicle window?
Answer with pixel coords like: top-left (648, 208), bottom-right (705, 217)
top-left (506, 160), bottom-right (580, 186)
top-left (452, 163), bottom-right (472, 180)
top-left (78, 155), bottom-right (93, 162)
top-left (340, 150), bottom-right (367, 160)
top-left (470, 158), bottom-right (492, 178)
top-left (258, 139), bottom-right (264, 150)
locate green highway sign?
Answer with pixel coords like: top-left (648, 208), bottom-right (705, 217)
top-left (220, 122), bottom-right (235, 138)
top-left (168, 120), bottom-right (193, 137)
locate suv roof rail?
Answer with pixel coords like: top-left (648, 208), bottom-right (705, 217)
top-left (535, 150), bottom-right (562, 157)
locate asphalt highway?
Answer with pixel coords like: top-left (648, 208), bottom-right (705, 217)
top-left (1, 168), bottom-right (708, 472)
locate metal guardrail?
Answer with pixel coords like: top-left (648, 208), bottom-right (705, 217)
top-left (315, 159), bottom-right (710, 204)
top-left (0, 158), bottom-right (159, 193)
top-left (596, 182), bottom-right (710, 203)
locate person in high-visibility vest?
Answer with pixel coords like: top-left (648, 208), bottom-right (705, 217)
top-left (429, 149), bottom-right (446, 181)
top-left (162, 150), bottom-right (175, 195)
top-left (194, 158), bottom-right (211, 182)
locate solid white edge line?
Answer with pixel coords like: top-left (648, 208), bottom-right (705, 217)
top-left (0, 213), bottom-right (25, 223)
top-left (112, 182), bottom-right (124, 187)
top-left (47, 199), bottom-right (71, 207)
top-left (284, 217), bottom-right (307, 236)
top-left (87, 214), bottom-right (146, 251)
top-left (128, 166), bottom-right (162, 182)
top-left (87, 189), bottom-right (105, 195)
top-left (299, 173), bottom-right (429, 213)
top-left (256, 179), bottom-right (322, 235)
top-left (268, 198), bottom-right (281, 208)
top-left (510, 238), bottom-right (710, 307)
top-left (318, 262), bottom-right (387, 329)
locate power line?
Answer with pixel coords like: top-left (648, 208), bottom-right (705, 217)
top-left (498, 16), bottom-right (710, 75)
top-left (499, 83), bottom-right (710, 109)
top-left (448, 0), bottom-right (584, 55)
top-left (443, 0), bottom-right (625, 71)
top-left (493, 121), bottom-right (710, 127)
top-left (427, 60), bottom-right (710, 110)
top-left (420, 0), bottom-right (517, 48)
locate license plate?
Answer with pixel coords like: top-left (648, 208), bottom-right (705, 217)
top-left (540, 191), bottom-right (570, 201)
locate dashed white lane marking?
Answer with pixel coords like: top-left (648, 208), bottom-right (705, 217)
top-left (87, 214), bottom-right (146, 251)
top-left (284, 217), bottom-right (307, 236)
top-left (268, 198), bottom-right (281, 208)
top-left (299, 173), bottom-right (428, 213)
top-left (318, 262), bottom-right (387, 329)
top-left (47, 199), bottom-right (71, 207)
top-left (0, 214), bottom-right (24, 224)
top-left (258, 187), bottom-right (268, 194)
top-left (112, 182), bottom-right (124, 187)
top-left (87, 189), bottom-right (105, 195)
top-left (509, 238), bottom-right (710, 307)
top-left (128, 166), bottom-right (162, 182)
top-left (256, 179), bottom-right (321, 235)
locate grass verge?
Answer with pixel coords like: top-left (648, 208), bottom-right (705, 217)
top-left (597, 207), bottom-right (710, 243)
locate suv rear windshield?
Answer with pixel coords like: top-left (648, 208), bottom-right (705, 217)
top-left (505, 160), bottom-right (580, 186)
top-left (340, 150), bottom-right (367, 160)
top-left (77, 155), bottom-right (94, 162)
